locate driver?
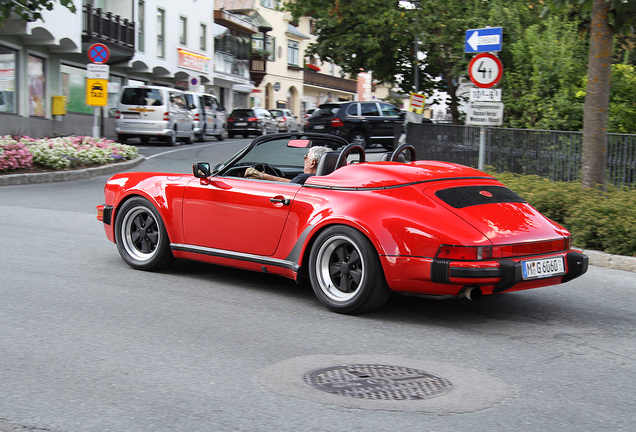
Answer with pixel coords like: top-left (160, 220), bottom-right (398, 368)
top-left (244, 146), bottom-right (330, 185)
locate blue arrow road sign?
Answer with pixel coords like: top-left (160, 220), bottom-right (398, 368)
top-left (465, 27), bottom-right (503, 53)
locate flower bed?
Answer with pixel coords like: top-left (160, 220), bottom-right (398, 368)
top-left (0, 135), bottom-right (138, 172)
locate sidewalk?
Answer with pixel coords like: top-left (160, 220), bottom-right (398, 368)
top-left (1, 156), bottom-right (634, 273)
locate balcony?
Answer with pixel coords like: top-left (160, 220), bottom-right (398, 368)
top-left (82, 4), bottom-right (135, 62)
top-left (303, 69), bottom-right (357, 94)
top-left (249, 53), bottom-right (268, 87)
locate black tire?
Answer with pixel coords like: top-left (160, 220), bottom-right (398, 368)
top-left (183, 128), bottom-right (195, 144)
top-left (114, 197), bottom-right (175, 271)
top-left (140, 136), bottom-right (150, 145)
top-left (165, 129), bottom-right (178, 146)
top-left (349, 131), bottom-right (370, 148)
top-left (242, 134), bottom-right (249, 138)
top-left (215, 127), bottom-right (226, 141)
top-left (228, 131), bottom-right (235, 138)
top-left (117, 134), bottom-right (128, 144)
top-left (309, 225), bottom-right (391, 314)
top-left (197, 126), bottom-right (207, 142)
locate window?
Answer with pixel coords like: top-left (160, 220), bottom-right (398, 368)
top-left (200, 23), bottom-right (207, 51)
top-left (261, 0), bottom-right (276, 9)
top-left (137, 0), bottom-right (144, 52)
top-left (265, 35), bottom-right (275, 61)
top-left (309, 19), bottom-right (317, 35)
top-left (379, 103), bottom-right (401, 117)
top-left (360, 102), bottom-right (380, 116)
top-left (28, 55), bottom-right (45, 117)
top-left (346, 104), bottom-right (359, 116)
top-left (287, 40), bottom-right (299, 66)
top-left (0, 45), bottom-right (17, 114)
top-left (180, 16), bottom-right (187, 46)
top-left (157, 8), bottom-right (165, 58)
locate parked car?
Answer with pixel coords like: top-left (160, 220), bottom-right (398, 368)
top-left (115, 86), bottom-right (195, 146)
top-left (97, 133), bottom-right (588, 314)
top-left (184, 91), bottom-right (226, 141)
top-left (269, 108), bottom-right (301, 132)
top-left (227, 107), bottom-right (277, 138)
top-left (305, 101), bottom-right (404, 149)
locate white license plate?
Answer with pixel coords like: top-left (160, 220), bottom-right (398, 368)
top-left (235, 122), bottom-right (247, 126)
top-left (124, 113), bottom-right (140, 119)
top-left (521, 257), bottom-right (565, 280)
top-left (314, 125), bottom-right (325, 130)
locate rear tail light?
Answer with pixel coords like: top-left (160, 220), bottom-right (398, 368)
top-left (227, 118), bottom-right (234, 122)
top-left (115, 110), bottom-right (120, 119)
top-left (194, 113), bottom-right (200, 121)
top-left (163, 112), bottom-right (170, 121)
top-left (436, 237), bottom-right (571, 261)
top-left (248, 117), bottom-right (258, 122)
top-left (331, 118), bottom-right (344, 127)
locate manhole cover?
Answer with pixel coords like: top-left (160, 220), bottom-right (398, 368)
top-left (304, 364), bottom-right (453, 401)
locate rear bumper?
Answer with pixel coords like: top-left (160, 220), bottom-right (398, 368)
top-left (381, 251), bottom-right (588, 295)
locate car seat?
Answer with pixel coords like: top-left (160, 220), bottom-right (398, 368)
top-left (315, 151), bottom-right (341, 176)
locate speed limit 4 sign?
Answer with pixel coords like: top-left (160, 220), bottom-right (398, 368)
top-left (468, 52), bottom-right (503, 88)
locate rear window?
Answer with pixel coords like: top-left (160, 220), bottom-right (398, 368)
top-left (231, 109), bottom-right (254, 118)
top-left (121, 88), bottom-right (164, 106)
top-left (269, 110), bottom-right (284, 117)
top-left (314, 105), bottom-right (340, 117)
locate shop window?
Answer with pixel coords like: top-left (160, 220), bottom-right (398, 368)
top-left (0, 46), bottom-right (17, 114)
top-left (28, 55), bottom-right (45, 117)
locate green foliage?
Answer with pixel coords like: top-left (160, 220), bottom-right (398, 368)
top-left (0, 0), bottom-right (75, 24)
top-left (492, 171), bottom-right (636, 256)
top-left (608, 64), bottom-right (636, 133)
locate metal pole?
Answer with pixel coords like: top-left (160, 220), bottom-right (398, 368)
top-left (479, 125), bottom-right (486, 171)
top-left (92, 106), bottom-right (100, 138)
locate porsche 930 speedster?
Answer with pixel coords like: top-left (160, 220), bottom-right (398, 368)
top-left (97, 133), bottom-right (588, 313)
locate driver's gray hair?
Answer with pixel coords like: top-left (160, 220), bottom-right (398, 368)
top-left (308, 146), bottom-right (330, 163)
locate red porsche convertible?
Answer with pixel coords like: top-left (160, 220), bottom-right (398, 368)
top-left (97, 133), bottom-right (588, 313)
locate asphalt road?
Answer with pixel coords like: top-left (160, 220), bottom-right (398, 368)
top-left (0, 138), bottom-right (634, 432)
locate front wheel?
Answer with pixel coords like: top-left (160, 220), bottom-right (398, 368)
top-left (114, 197), bottom-right (175, 271)
top-left (309, 225), bottom-right (391, 314)
top-left (349, 131), bottom-right (370, 148)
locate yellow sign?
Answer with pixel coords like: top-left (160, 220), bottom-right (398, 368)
top-left (409, 92), bottom-right (426, 114)
top-left (86, 79), bottom-right (108, 106)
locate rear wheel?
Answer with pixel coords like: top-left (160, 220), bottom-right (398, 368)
top-left (215, 127), bottom-right (226, 141)
top-left (349, 131), bottom-right (370, 148)
top-left (197, 126), bottom-right (207, 142)
top-left (139, 136), bottom-right (150, 145)
top-left (165, 129), bottom-right (178, 146)
top-left (117, 134), bottom-right (128, 144)
top-left (183, 128), bottom-right (195, 144)
top-left (309, 225), bottom-right (391, 314)
top-left (114, 197), bottom-right (175, 271)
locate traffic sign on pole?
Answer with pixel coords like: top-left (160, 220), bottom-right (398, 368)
top-left (88, 43), bottom-right (110, 64)
top-left (465, 27), bottom-right (503, 53)
top-left (86, 79), bottom-right (108, 106)
top-left (468, 53), bottom-right (503, 88)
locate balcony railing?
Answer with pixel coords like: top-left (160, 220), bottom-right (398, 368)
top-left (82, 4), bottom-right (135, 51)
top-left (303, 69), bottom-right (357, 94)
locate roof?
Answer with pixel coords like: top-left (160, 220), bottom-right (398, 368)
top-left (286, 23), bottom-right (310, 39)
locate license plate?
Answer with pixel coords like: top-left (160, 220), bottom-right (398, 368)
top-left (235, 122), bottom-right (247, 126)
top-left (314, 125), bottom-right (325, 130)
top-left (124, 113), bottom-right (140, 119)
top-left (521, 257), bottom-right (565, 280)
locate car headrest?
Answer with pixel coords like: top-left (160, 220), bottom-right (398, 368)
top-left (381, 152), bottom-right (406, 162)
top-left (315, 151), bottom-right (341, 176)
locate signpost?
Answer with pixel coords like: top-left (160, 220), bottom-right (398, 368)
top-left (465, 28), bottom-right (504, 171)
top-left (465, 27), bottom-right (503, 53)
top-left (87, 44), bottom-right (110, 138)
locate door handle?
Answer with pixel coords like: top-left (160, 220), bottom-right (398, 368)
top-left (270, 197), bottom-right (290, 205)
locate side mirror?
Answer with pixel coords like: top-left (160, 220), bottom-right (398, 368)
top-left (193, 162), bottom-right (211, 178)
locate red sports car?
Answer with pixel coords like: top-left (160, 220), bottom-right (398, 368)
top-left (97, 133), bottom-right (588, 314)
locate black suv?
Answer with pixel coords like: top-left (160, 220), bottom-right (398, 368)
top-left (305, 101), bottom-right (404, 149)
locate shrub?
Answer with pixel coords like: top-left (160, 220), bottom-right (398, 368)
top-left (492, 171), bottom-right (636, 257)
top-left (0, 135), bottom-right (34, 171)
top-left (0, 135), bottom-right (138, 171)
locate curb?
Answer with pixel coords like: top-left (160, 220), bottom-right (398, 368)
top-left (0, 157), bottom-right (633, 274)
top-left (0, 155), bottom-right (145, 186)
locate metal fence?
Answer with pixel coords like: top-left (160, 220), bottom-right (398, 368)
top-left (406, 123), bottom-right (636, 188)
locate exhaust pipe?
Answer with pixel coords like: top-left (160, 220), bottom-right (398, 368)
top-left (464, 286), bottom-right (483, 302)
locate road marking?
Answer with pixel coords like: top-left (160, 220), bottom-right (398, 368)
top-left (144, 142), bottom-right (235, 160)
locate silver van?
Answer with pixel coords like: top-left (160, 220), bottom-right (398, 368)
top-left (116, 85), bottom-right (195, 145)
top-left (184, 91), bottom-right (226, 141)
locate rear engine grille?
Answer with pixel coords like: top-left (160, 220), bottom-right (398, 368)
top-left (435, 186), bottom-right (525, 209)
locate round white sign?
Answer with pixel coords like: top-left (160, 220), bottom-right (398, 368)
top-left (468, 53), bottom-right (503, 89)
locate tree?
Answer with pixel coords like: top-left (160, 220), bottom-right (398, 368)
top-left (0, 0), bottom-right (75, 25)
top-left (545, 0), bottom-right (636, 189)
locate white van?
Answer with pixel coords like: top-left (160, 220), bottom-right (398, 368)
top-left (115, 85), bottom-right (195, 145)
top-left (184, 91), bottom-right (226, 141)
